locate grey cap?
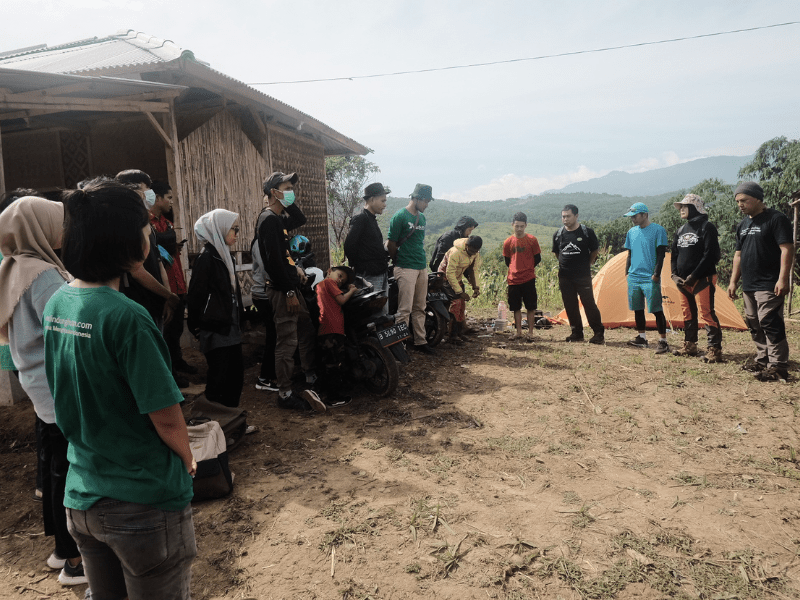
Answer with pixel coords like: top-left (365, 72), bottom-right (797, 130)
top-left (263, 172), bottom-right (299, 195)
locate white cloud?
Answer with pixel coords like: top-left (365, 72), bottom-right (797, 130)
top-left (441, 166), bottom-right (606, 203)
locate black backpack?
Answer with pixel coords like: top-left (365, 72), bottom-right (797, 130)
top-left (553, 224), bottom-right (589, 251)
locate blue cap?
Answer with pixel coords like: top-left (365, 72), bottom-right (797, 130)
top-left (624, 202), bottom-right (649, 217)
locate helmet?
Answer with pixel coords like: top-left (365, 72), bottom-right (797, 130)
top-left (289, 235), bottom-right (310, 256)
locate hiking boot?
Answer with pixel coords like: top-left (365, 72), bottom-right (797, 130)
top-left (741, 360), bottom-right (767, 373)
top-left (654, 339), bottom-right (670, 355)
top-left (300, 389), bottom-right (327, 413)
top-left (672, 341), bottom-right (698, 357)
top-left (627, 336), bottom-right (648, 348)
top-left (565, 334), bottom-right (585, 343)
top-left (702, 347), bottom-right (723, 364)
top-left (255, 377), bottom-right (279, 392)
top-left (754, 365), bottom-right (789, 382)
top-left (588, 333), bottom-right (605, 345)
top-left (59, 560), bottom-right (88, 586)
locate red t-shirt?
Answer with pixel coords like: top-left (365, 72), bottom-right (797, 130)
top-left (317, 278), bottom-right (345, 336)
top-left (503, 234), bottom-right (541, 285)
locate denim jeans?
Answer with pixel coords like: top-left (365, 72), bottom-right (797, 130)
top-left (67, 499), bottom-right (196, 600)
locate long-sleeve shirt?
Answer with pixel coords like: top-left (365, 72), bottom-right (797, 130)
top-left (257, 203), bottom-right (306, 292)
top-left (438, 238), bottom-right (480, 295)
top-left (670, 215), bottom-right (719, 280)
top-left (344, 208), bottom-right (388, 276)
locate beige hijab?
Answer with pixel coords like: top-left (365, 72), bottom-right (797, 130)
top-left (0, 197), bottom-right (70, 335)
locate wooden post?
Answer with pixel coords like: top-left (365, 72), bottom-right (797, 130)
top-left (789, 195), bottom-right (800, 316)
top-left (0, 121), bottom-right (5, 196)
top-left (163, 100), bottom-right (190, 284)
top-left (265, 123), bottom-right (274, 174)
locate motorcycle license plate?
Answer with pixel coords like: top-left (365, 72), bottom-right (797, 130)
top-left (428, 292), bottom-right (449, 301)
top-left (376, 321), bottom-right (410, 347)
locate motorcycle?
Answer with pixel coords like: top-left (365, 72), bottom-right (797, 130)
top-left (387, 267), bottom-right (451, 348)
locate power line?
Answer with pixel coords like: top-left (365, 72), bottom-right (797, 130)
top-left (248, 21), bottom-right (800, 85)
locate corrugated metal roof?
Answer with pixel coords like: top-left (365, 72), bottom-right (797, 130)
top-left (0, 67), bottom-right (186, 99)
top-left (0, 30), bottom-right (367, 155)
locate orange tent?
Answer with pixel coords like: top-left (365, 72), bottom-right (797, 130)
top-left (555, 252), bottom-right (747, 330)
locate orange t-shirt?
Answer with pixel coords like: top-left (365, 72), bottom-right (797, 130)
top-left (316, 278), bottom-right (345, 336)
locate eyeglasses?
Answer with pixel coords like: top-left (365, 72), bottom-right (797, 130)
top-left (232, 226), bottom-right (240, 234)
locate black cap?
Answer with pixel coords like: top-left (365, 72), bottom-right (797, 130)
top-left (364, 182), bottom-right (389, 199)
top-left (734, 181), bottom-right (764, 201)
top-left (263, 172), bottom-right (299, 195)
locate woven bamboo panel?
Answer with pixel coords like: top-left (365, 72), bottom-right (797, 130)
top-left (177, 109), bottom-right (267, 255)
top-left (60, 130), bottom-right (91, 190)
top-left (268, 126), bottom-right (330, 271)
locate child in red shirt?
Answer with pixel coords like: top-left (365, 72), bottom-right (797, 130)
top-left (316, 266), bottom-right (357, 405)
top-left (502, 212), bottom-right (541, 340)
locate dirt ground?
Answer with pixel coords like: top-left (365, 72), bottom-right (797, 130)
top-left (2, 317), bottom-right (800, 600)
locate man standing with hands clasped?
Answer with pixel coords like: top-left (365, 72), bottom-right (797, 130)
top-left (727, 182), bottom-right (794, 381)
top-left (553, 204), bottom-right (604, 344)
top-left (623, 202), bottom-right (670, 354)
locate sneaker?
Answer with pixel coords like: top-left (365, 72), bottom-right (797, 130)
top-left (564, 334), bottom-right (585, 343)
top-left (741, 360), bottom-right (766, 373)
top-left (702, 347), bottom-right (723, 364)
top-left (277, 392), bottom-right (312, 412)
top-left (58, 560), bottom-right (88, 586)
top-left (300, 389), bottom-right (327, 412)
top-left (47, 552), bottom-right (65, 570)
top-left (627, 336), bottom-right (649, 348)
top-left (255, 377), bottom-right (279, 392)
top-left (413, 343), bottom-right (435, 355)
top-left (754, 365), bottom-right (789, 382)
top-left (588, 333), bottom-right (605, 345)
top-left (672, 341), bottom-right (698, 357)
top-left (174, 360), bottom-right (198, 375)
top-left (326, 395), bottom-right (352, 407)
top-left (33, 488), bottom-right (43, 502)
top-left (655, 339), bottom-right (670, 355)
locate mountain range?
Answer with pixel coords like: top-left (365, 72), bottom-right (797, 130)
top-left (542, 154), bottom-right (753, 197)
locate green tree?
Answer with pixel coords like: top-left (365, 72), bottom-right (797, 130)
top-left (738, 136), bottom-right (800, 209)
top-left (325, 153), bottom-right (381, 248)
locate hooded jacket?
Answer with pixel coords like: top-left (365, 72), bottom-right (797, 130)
top-left (438, 238), bottom-right (481, 294)
top-left (670, 214), bottom-right (720, 280)
top-left (429, 216), bottom-right (479, 272)
top-left (187, 243), bottom-right (244, 337)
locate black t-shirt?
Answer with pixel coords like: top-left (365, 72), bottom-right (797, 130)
top-left (121, 228), bottom-right (165, 323)
top-left (552, 225), bottom-right (599, 278)
top-left (735, 207), bottom-right (793, 291)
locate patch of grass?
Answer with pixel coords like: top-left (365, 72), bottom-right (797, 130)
top-left (338, 449), bottom-right (362, 463)
top-left (430, 535), bottom-right (469, 578)
top-left (386, 448), bottom-right (405, 462)
top-left (430, 453), bottom-right (459, 479)
top-left (546, 440), bottom-right (584, 455)
top-left (321, 499), bottom-right (349, 521)
top-left (361, 440), bottom-right (385, 450)
top-left (486, 435), bottom-right (540, 458)
top-left (571, 504), bottom-right (596, 529)
top-left (562, 491), bottom-right (581, 505)
top-left (404, 562), bottom-right (421, 573)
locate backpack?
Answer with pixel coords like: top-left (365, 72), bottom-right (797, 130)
top-left (189, 394), bottom-right (248, 452)
top-left (187, 420), bottom-right (234, 500)
top-left (554, 224), bottom-right (589, 251)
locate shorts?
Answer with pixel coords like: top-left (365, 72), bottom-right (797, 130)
top-left (508, 278), bottom-right (537, 312)
top-left (627, 277), bottom-right (663, 313)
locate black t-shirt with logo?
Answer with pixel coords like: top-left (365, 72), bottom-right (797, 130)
top-left (552, 225), bottom-right (599, 279)
top-left (734, 207), bottom-right (793, 292)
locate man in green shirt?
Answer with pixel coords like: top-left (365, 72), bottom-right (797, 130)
top-left (388, 184), bottom-right (434, 354)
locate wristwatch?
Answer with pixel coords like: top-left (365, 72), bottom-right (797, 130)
top-left (286, 290), bottom-right (296, 298)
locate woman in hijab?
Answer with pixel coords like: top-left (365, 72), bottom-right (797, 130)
top-left (187, 209), bottom-right (244, 408)
top-left (0, 197), bottom-right (86, 586)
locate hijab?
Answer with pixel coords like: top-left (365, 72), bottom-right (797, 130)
top-left (0, 197), bottom-right (70, 333)
top-left (194, 209), bottom-right (238, 286)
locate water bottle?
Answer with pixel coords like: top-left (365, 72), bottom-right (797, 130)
top-left (498, 301), bottom-right (508, 321)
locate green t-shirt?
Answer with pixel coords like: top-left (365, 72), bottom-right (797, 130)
top-left (0, 255), bottom-right (17, 371)
top-left (43, 285), bottom-right (192, 511)
top-left (388, 208), bottom-right (427, 270)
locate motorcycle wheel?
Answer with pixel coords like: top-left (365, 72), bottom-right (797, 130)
top-left (425, 309), bottom-right (447, 348)
top-left (359, 337), bottom-right (399, 397)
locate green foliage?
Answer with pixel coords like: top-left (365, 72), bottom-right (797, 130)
top-left (325, 153), bottom-right (380, 247)
top-left (738, 136), bottom-right (800, 208)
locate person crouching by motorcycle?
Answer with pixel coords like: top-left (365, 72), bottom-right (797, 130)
top-left (438, 236), bottom-right (482, 345)
top-left (316, 266), bottom-right (358, 406)
top-left (344, 183), bottom-right (390, 316)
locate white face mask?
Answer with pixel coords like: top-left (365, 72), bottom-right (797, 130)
top-left (144, 189), bottom-right (156, 207)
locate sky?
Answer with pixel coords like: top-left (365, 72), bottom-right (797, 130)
top-left (3, 0), bottom-right (799, 202)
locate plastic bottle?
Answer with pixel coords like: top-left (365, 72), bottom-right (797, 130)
top-left (498, 301), bottom-right (508, 321)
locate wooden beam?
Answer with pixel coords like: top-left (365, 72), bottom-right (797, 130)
top-left (0, 95), bottom-right (171, 112)
top-left (145, 111), bottom-right (173, 150)
top-left (164, 100), bottom-right (190, 283)
top-left (1, 108), bottom-right (58, 120)
top-left (9, 82), bottom-right (94, 98)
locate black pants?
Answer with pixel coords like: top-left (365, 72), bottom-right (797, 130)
top-left (252, 298), bottom-right (277, 382)
top-left (163, 294), bottom-right (186, 370)
top-left (37, 418), bottom-right (80, 559)
top-left (318, 334), bottom-right (350, 397)
top-left (204, 344), bottom-right (243, 408)
top-left (559, 274), bottom-right (603, 337)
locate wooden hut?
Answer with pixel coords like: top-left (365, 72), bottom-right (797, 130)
top-left (0, 30), bottom-right (368, 288)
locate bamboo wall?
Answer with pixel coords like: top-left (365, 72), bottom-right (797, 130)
top-left (177, 109), bottom-right (330, 271)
